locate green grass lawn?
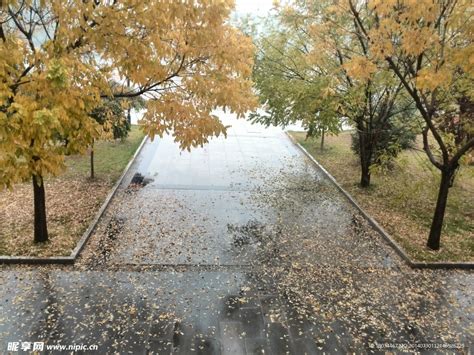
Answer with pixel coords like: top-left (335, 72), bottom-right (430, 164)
top-left (65, 125), bottom-right (145, 181)
top-left (0, 126), bottom-right (145, 257)
top-left (291, 131), bottom-right (474, 263)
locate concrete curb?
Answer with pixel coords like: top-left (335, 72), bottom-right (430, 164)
top-left (285, 132), bottom-right (474, 270)
top-left (0, 135), bottom-right (149, 265)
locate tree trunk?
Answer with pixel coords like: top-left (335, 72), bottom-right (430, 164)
top-left (126, 78), bottom-right (132, 125)
top-left (358, 130), bottom-right (372, 188)
top-left (127, 107), bottom-right (132, 125)
top-left (90, 140), bottom-right (94, 179)
top-left (360, 158), bottom-right (371, 187)
top-left (427, 168), bottom-right (454, 250)
top-left (33, 175), bottom-right (48, 243)
top-left (320, 128), bottom-right (325, 151)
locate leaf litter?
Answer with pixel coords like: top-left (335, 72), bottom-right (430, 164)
top-left (0, 147), bottom-right (472, 354)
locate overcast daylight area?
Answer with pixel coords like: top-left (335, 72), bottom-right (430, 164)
top-left (235, 0), bottom-right (273, 16)
top-left (0, 1), bottom-right (472, 354)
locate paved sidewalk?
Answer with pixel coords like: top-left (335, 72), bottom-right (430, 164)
top-left (0, 115), bottom-right (472, 354)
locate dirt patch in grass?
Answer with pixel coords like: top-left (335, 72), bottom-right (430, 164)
top-left (290, 131), bottom-right (474, 263)
top-left (0, 126), bottom-right (145, 257)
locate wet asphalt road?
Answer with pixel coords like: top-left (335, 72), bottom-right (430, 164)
top-left (0, 116), bottom-right (472, 354)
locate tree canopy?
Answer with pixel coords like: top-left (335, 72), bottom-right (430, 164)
top-left (249, 9), bottom-right (342, 137)
top-left (0, 0), bottom-right (257, 190)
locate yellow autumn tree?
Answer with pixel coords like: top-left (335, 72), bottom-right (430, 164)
top-left (0, 0), bottom-right (257, 243)
top-left (346, 0), bottom-right (473, 250)
top-left (277, 0), bottom-right (415, 187)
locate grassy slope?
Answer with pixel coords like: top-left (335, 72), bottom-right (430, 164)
top-left (0, 126), bottom-right (145, 257)
top-left (291, 131), bottom-right (473, 262)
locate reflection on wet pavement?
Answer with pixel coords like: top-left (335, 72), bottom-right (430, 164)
top-left (0, 116), bottom-right (472, 354)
